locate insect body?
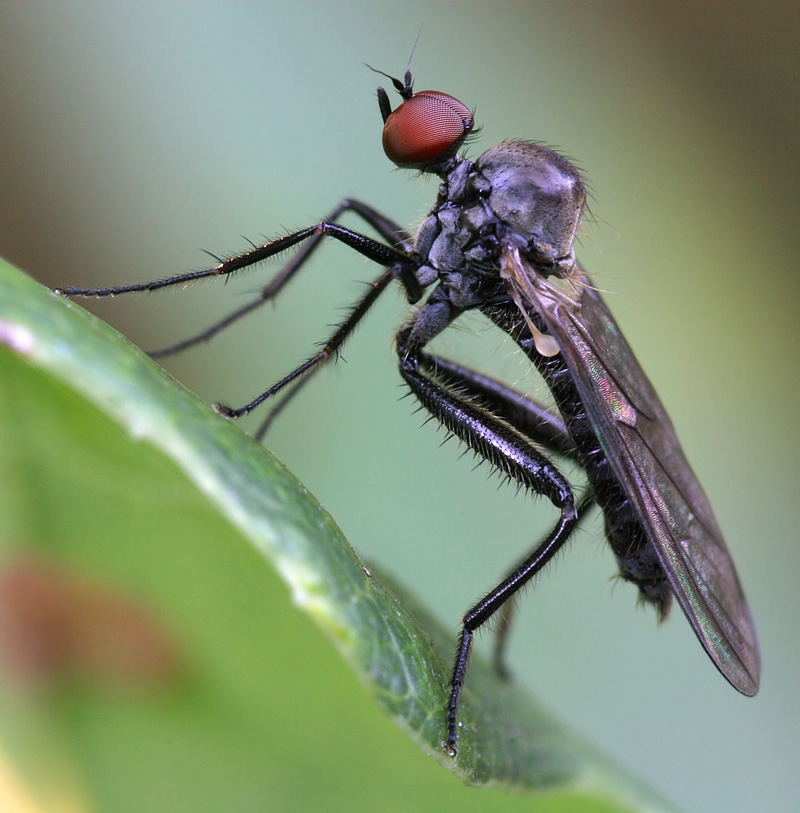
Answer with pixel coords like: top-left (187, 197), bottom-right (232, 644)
top-left (58, 67), bottom-right (760, 754)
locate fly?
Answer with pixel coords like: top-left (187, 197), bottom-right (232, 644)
top-left (57, 64), bottom-right (760, 754)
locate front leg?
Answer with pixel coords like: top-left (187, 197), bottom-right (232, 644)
top-left (396, 299), bottom-right (579, 754)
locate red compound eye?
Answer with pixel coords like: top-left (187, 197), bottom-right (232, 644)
top-left (382, 90), bottom-right (473, 168)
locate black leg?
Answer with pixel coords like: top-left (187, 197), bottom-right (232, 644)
top-left (419, 354), bottom-right (577, 459)
top-left (148, 199), bottom-right (415, 359)
top-left (445, 505), bottom-right (576, 754)
top-left (395, 301), bottom-right (580, 754)
top-left (58, 221), bottom-right (411, 299)
top-left (428, 355), bottom-right (599, 680)
top-left (58, 204), bottom-right (418, 432)
top-left (253, 377), bottom-right (307, 441)
top-left (215, 265), bottom-right (401, 418)
top-left (490, 598), bottom-right (517, 682)
top-left (490, 491), bottom-right (596, 680)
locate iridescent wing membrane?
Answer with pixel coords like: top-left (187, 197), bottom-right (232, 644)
top-left (517, 250), bottom-right (760, 694)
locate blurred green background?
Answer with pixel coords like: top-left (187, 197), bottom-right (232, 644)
top-left (0, 2), bottom-right (797, 811)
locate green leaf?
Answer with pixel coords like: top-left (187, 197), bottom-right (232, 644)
top-left (0, 258), bottom-right (673, 811)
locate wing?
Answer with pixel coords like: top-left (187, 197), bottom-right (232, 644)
top-left (505, 248), bottom-right (760, 695)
